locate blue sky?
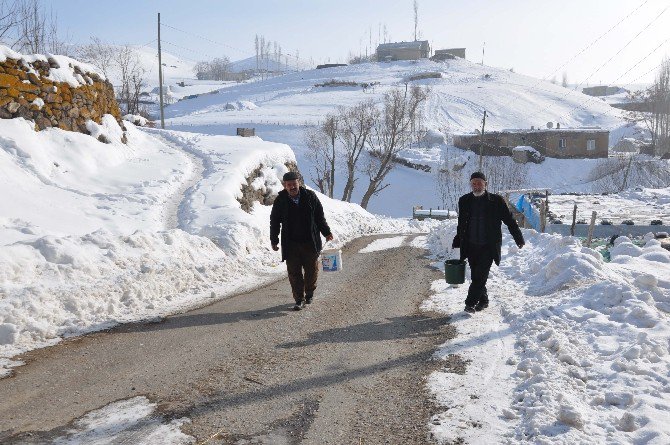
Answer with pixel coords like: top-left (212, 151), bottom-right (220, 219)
top-left (46, 0), bottom-right (670, 85)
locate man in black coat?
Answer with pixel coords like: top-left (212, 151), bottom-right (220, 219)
top-left (271, 171), bottom-right (333, 311)
top-left (452, 171), bottom-right (525, 313)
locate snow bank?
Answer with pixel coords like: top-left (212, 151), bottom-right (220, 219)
top-left (424, 222), bottom-right (670, 444)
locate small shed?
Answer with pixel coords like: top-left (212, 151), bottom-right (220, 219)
top-left (376, 41), bottom-right (430, 61)
top-left (433, 48), bottom-right (466, 60)
top-left (236, 128), bottom-right (255, 137)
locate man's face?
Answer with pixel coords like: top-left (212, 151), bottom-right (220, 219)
top-left (470, 178), bottom-right (486, 195)
top-left (284, 179), bottom-right (300, 197)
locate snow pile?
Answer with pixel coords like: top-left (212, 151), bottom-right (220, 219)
top-left (423, 222), bottom-right (670, 444)
top-left (48, 396), bottom-right (194, 444)
top-left (123, 114), bottom-right (149, 127)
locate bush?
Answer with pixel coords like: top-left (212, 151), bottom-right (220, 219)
top-left (651, 219), bottom-right (663, 225)
top-left (407, 72), bottom-right (442, 82)
top-left (600, 219), bottom-right (613, 225)
top-left (622, 220), bottom-right (634, 225)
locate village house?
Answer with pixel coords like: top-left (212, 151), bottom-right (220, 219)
top-left (453, 126), bottom-right (610, 159)
top-left (376, 41), bottom-right (430, 61)
top-left (431, 48), bottom-right (466, 61)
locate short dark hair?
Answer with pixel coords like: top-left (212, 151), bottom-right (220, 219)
top-left (470, 171), bottom-right (486, 181)
top-left (282, 171), bottom-right (299, 182)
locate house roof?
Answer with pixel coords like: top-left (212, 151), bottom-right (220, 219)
top-left (377, 41), bottom-right (429, 51)
top-left (456, 127), bottom-right (609, 136)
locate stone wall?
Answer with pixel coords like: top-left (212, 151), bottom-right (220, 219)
top-left (0, 53), bottom-right (122, 137)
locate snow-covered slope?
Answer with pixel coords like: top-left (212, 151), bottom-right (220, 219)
top-left (164, 58), bottom-right (625, 133)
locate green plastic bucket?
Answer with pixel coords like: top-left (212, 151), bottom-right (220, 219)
top-left (444, 259), bottom-right (466, 284)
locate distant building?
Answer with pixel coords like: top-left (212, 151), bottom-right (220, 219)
top-left (376, 41), bottom-right (430, 61)
top-left (432, 48), bottom-right (466, 61)
top-left (582, 85), bottom-right (624, 97)
top-left (453, 127), bottom-right (609, 159)
top-left (316, 63), bottom-right (348, 69)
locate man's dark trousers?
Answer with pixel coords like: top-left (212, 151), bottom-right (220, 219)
top-left (285, 242), bottom-right (319, 304)
top-left (465, 244), bottom-right (493, 308)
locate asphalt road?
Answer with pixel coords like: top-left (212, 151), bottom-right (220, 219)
top-left (0, 234), bottom-right (453, 444)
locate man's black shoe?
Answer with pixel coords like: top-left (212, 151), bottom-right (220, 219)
top-left (293, 303), bottom-right (303, 311)
top-left (475, 302), bottom-right (489, 312)
top-left (464, 305), bottom-right (476, 314)
top-left (305, 293), bottom-right (313, 304)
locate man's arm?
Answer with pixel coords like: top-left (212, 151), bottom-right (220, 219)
top-left (270, 197), bottom-right (281, 249)
top-left (313, 194), bottom-right (333, 240)
top-left (498, 196), bottom-right (525, 248)
top-left (452, 197), bottom-right (463, 248)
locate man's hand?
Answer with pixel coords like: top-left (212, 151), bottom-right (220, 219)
top-left (272, 244), bottom-right (279, 251)
top-left (326, 234), bottom-right (334, 242)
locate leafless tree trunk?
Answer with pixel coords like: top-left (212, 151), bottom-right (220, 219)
top-left (304, 115), bottom-right (338, 198)
top-left (338, 101), bottom-right (376, 202)
top-left (360, 85), bottom-right (428, 209)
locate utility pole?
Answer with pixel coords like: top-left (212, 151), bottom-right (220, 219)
top-left (157, 13), bottom-right (165, 129)
top-left (478, 110), bottom-right (487, 170)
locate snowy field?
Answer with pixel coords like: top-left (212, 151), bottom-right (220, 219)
top-left (424, 222), bottom-right (670, 444)
top-left (549, 187), bottom-right (670, 225)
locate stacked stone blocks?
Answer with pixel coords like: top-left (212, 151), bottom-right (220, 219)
top-left (0, 55), bottom-right (123, 137)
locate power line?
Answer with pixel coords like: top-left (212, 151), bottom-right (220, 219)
top-left (161, 22), bottom-right (249, 55)
top-left (541, 0), bottom-right (649, 82)
top-left (524, 4), bottom-right (670, 126)
top-left (577, 4), bottom-right (669, 89)
top-left (161, 21), bottom-right (303, 64)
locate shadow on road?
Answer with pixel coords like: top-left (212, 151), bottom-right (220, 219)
top-left (118, 303), bottom-right (291, 333)
top-left (277, 314), bottom-right (453, 349)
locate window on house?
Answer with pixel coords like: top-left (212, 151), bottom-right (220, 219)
top-left (587, 139), bottom-right (596, 151)
top-left (559, 138), bottom-right (566, 149)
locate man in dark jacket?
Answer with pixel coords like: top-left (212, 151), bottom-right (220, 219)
top-left (452, 171), bottom-right (525, 313)
top-left (271, 171), bottom-right (333, 311)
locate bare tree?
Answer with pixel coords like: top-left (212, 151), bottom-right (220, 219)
top-left (12, 0), bottom-right (67, 54)
top-left (561, 71), bottom-right (569, 88)
top-left (304, 119), bottom-right (337, 197)
top-left (360, 85), bottom-right (428, 209)
top-left (116, 45), bottom-right (146, 115)
top-left (338, 101), bottom-right (376, 202)
top-left (0, 0), bottom-right (20, 46)
top-left (254, 34), bottom-right (259, 71)
top-left (76, 37), bottom-right (117, 78)
top-left (626, 59), bottom-right (670, 157)
top-left (589, 155), bottom-right (670, 193)
top-left (480, 156), bottom-right (528, 193)
top-left (436, 145), bottom-right (467, 211)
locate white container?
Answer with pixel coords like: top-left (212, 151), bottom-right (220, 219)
top-left (321, 248), bottom-right (343, 272)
